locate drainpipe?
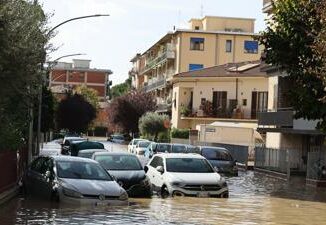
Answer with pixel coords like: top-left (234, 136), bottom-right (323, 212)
top-left (236, 78), bottom-right (239, 106)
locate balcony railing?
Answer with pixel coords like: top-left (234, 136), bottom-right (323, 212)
top-left (262, 0), bottom-right (273, 13)
top-left (141, 44), bottom-right (175, 74)
top-left (257, 109), bottom-right (293, 127)
top-left (143, 78), bottom-right (166, 92)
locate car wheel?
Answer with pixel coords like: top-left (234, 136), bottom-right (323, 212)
top-left (161, 185), bottom-right (169, 198)
top-left (221, 191), bottom-right (229, 198)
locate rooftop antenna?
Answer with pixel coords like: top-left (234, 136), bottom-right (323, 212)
top-left (200, 3), bottom-right (204, 17)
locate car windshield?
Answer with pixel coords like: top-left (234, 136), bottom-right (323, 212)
top-left (138, 141), bottom-right (150, 148)
top-left (171, 145), bottom-right (187, 153)
top-left (113, 135), bottom-right (124, 140)
top-left (94, 155), bottom-right (143, 170)
top-left (166, 158), bottom-right (214, 173)
top-left (133, 139), bottom-right (143, 145)
top-left (56, 161), bottom-right (112, 181)
top-left (157, 144), bottom-right (171, 153)
top-left (202, 148), bottom-right (233, 161)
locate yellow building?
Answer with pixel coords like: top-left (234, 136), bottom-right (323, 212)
top-left (130, 16), bottom-right (263, 113)
top-left (171, 61), bottom-right (269, 129)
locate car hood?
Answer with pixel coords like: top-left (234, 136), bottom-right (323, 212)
top-left (166, 172), bottom-right (221, 184)
top-left (60, 178), bottom-right (123, 196)
top-left (108, 170), bottom-right (146, 182)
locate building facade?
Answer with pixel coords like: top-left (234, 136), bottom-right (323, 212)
top-left (130, 16), bottom-right (263, 114)
top-left (49, 59), bottom-right (112, 100)
top-left (171, 61), bottom-right (269, 129)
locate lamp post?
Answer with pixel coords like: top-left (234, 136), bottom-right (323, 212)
top-left (34, 14), bottom-right (110, 157)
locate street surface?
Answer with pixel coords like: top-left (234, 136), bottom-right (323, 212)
top-left (1, 141), bottom-right (326, 225)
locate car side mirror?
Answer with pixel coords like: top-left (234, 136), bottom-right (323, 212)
top-left (45, 170), bottom-right (54, 181)
top-left (144, 166), bottom-right (148, 173)
top-left (156, 166), bottom-right (164, 174)
top-left (111, 175), bottom-right (117, 181)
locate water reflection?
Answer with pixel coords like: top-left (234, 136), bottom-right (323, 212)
top-left (1, 171), bottom-right (326, 225)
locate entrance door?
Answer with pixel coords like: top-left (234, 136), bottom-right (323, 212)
top-left (251, 91), bottom-right (268, 119)
top-left (212, 91), bottom-right (227, 117)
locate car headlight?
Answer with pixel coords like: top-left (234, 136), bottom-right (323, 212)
top-left (119, 191), bottom-right (128, 201)
top-left (62, 187), bottom-right (83, 198)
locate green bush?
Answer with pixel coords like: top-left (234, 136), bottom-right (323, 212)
top-left (171, 128), bottom-right (189, 139)
top-left (139, 112), bottom-right (169, 141)
top-left (157, 131), bottom-right (171, 143)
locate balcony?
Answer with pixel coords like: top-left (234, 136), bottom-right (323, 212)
top-left (257, 109), bottom-right (320, 133)
top-left (141, 44), bottom-right (175, 74)
top-left (262, 0), bottom-right (273, 13)
top-left (143, 78), bottom-right (166, 92)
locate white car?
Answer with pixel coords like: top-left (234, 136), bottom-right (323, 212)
top-left (145, 153), bottom-right (229, 198)
top-left (134, 141), bottom-right (151, 156)
top-left (128, 138), bottom-right (147, 154)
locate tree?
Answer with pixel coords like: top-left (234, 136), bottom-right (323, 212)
top-left (107, 90), bottom-right (156, 134)
top-left (0, 0), bottom-right (49, 149)
top-left (258, 0), bottom-right (326, 129)
top-left (139, 112), bottom-right (169, 141)
top-left (73, 85), bottom-right (99, 110)
top-left (111, 76), bottom-right (132, 99)
top-left (56, 94), bottom-right (96, 133)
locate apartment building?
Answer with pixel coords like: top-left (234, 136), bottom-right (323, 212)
top-left (49, 59), bottom-right (112, 100)
top-left (130, 16), bottom-right (263, 114)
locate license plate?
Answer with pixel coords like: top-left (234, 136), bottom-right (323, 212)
top-left (197, 192), bottom-right (209, 198)
top-left (95, 202), bottom-right (108, 206)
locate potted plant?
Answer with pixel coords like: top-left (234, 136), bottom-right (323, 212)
top-left (180, 105), bottom-right (191, 117)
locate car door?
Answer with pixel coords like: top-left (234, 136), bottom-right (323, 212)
top-left (26, 157), bottom-right (44, 194)
top-left (38, 158), bottom-right (55, 199)
top-left (147, 156), bottom-right (164, 190)
top-left (128, 140), bottom-right (133, 153)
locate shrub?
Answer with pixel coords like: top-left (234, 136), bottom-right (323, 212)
top-left (139, 112), bottom-right (169, 141)
top-left (171, 128), bottom-right (189, 139)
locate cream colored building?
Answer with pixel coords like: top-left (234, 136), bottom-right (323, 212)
top-left (171, 61), bottom-right (268, 129)
top-left (130, 16), bottom-right (263, 113)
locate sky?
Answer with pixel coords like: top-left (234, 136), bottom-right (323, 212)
top-left (42, 0), bottom-right (266, 85)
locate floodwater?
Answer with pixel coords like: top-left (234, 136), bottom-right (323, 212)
top-left (1, 142), bottom-right (326, 225)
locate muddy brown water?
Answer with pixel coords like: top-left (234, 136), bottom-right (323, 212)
top-left (1, 142), bottom-right (326, 225)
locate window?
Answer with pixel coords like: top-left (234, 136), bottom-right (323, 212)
top-left (166, 158), bottom-right (214, 173)
top-left (212, 91), bottom-right (227, 116)
top-left (226, 40), bottom-right (232, 52)
top-left (189, 64), bottom-right (203, 71)
top-left (242, 99), bottom-right (247, 106)
top-left (190, 37), bottom-right (204, 51)
top-left (195, 26), bottom-right (200, 30)
top-left (244, 40), bottom-right (258, 54)
top-left (150, 156), bottom-right (161, 168)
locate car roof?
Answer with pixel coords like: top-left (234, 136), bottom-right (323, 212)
top-left (78, 149), bottom-right (107, 153)
top-left (199, 146), bottom-right (228, 151)
top-left (154, 153), bottom-right (205, 159)
top-left (132, 138), bottom-right (147, 141)
top-left (52, 155), bottom-right (98, 163)
top-left (93, 151), bottom-right (135, 157)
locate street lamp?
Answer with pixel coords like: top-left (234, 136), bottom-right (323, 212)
top-left (34, 14), bottom-right (110, 157)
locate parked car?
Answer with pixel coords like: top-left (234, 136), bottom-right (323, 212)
top-left (145, 143), bottom-right (171, 158)
top-left (70, 141), bottom-right (105, 156)
top-left (171, 144), bottom-right (188, 153)
top-left (128, 138), bottom-right (147, 154)
top-left (195, 146), bottom-right (238, 176)
top-left (107, 134), bottom-right (125, 144)
top-left (77, 149), bottom-right (107, 159)
top-left (92, 152), bottom-right (152, 197)
top-left (61, 138), bottom-right (87, 155)
top-left (134, 141), bottom-right (151, 156)
top-left (145, 153), bottom-right (228, 198)
top-left (23, 156), bottom-right (128, 205)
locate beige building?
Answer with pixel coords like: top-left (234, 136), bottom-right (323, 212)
top-left (171, 61), bottom-right (268, 129)
top-left (130, 16), bottom-right (263, 113)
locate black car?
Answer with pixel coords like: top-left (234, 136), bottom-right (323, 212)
top-left (92, 152), bottom-right (152, 197)
top-left (195, 146), bottom-right (238, 176)
top-left (70, 141), bottom-right (105, 156)
top-left (61, 137), bottom-right (87, 155)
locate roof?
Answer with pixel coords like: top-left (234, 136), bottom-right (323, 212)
top-left (52, 155), bottom-right (98, 163)
top-left (52, 67), bottom-right (113, 74)
top-left (155, 153), bottom-right (205, 159)
top-left (93, 152), bottom-right (135, 156)
top-left (174, 61), bottom-right (267, 79)
top-left (175, 29), bottom-right (258, 37)
top-left (189, 16), bottom-right (256, 22)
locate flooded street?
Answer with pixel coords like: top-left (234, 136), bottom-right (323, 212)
top-left (1, 142), bottom-right (326, 225)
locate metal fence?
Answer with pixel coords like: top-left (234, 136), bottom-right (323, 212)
top-left (255, 147), bottom-right (289, 174)
top-left (307, 151), bottom-right (326, 180)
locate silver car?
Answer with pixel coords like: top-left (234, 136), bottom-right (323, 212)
top-left (24, 156), bottom-right (128, 206)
